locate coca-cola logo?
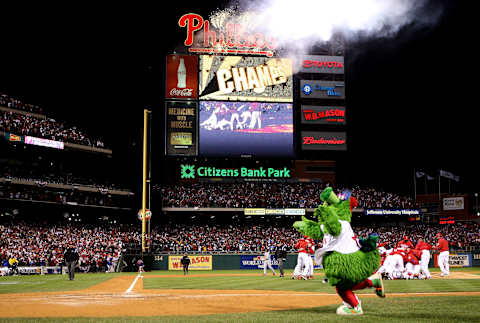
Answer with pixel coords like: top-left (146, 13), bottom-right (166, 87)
top-left (170, 88), bottom-right (194, 97)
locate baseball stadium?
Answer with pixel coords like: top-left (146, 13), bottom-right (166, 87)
top-left (1, 1), bottom-right (480, 322)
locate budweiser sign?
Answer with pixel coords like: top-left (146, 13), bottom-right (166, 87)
top-left (303, 137), bottom-right (345, 145)
top-left (166, 55), bottom-right (198, 100)
top-left (301, 131), bottom-right (347, 151)
top-left (178, 13), bottom-right (276, 57)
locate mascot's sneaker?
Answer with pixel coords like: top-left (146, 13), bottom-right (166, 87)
top-left (336, 303), bottom-right (363, 315)
top-left (370, 273), bottom-right (386, 298)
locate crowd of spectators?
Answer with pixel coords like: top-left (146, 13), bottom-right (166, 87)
top-left (149, 224), bottom-right (299, 253)
top-left (159, 183), bottom-right (417, 210)
top-left (0, 222), bottom-right (133, 273)
top-left (1, 165), bottom-right (127, 191)
top-left (2, 220), bottom-right (478, 273)
top-left (1, 93), bottom-right (43, 115)
top-left (1, 110), bottom-right (106, 148)
top-left (0, 183), bottom-right (132, 208)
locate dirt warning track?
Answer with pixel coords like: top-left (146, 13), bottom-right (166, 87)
top-left (0, 272), bottom-right (479, 318)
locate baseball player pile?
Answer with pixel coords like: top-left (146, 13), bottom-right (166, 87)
top-left (377, 232), bottom-right (450, 280)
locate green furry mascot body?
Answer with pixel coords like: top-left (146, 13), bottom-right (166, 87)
top-left (293, 187), bottom-right (384, 315)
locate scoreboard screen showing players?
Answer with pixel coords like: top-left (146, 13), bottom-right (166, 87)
top-left (199, 101), bottom-right (294, 157)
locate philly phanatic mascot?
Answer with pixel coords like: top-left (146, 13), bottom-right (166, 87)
top-left (293, 187), bottom-right (385, 315)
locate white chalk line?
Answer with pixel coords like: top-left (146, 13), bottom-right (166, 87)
top-left (125, 274), bottom-right (142, 294)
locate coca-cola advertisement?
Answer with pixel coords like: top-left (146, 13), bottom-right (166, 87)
top-left (166, 55), bottom-right (198, 100)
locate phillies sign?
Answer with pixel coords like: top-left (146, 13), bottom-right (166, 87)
top-left (178, 13), bottom-right (276, 57)
top-left (301, 105), bottom-right (346, 125)
top-left (301, 131), bottom-right (347, 151)
top-left (298, 55), bottom-right (344, 74)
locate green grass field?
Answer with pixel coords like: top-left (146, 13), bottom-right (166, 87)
top-left (1, 268), bottom-right (480, 322)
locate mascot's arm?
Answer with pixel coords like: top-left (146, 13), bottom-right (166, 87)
top-left (316, 204), bottom-right (341, 237)
top-left (293, 216), bottom-right (324, 240)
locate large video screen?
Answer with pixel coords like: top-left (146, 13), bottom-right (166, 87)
top-left (199, 55), bottom-right (293, 102)
top-left (199, 101), bottom-right (294, 157)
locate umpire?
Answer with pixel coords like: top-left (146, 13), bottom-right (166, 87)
top-left (64, 245), bottom-right (79, 281)
top-left (181, 254), bottom-right (191, 275)
top-left (275, 243), bottom-right (287, 277)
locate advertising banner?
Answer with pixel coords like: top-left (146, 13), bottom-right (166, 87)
top-left (443, 197), bottom-right (464, 210)
top-left (434, 253), bottom-right (472, 268)
top-left (180, 164), bottom-right (292, 180)
top-left (300, 80), bottom-right (345, 99)
top-left (301, 105), bottom-right (346, 125)
top-left (244, 208), bottom-right (266, 215)
top-left (166, 55), bottom-right (198, 100)
top-left (301, 131), bottom-right (347, 151)
top-left (199, 101), bottom-right (293, 157)
top-left (168, 255), bottom-right (212, 270)
top-left (298, 55), bottom-right (344, 74)
top-left (364, 209), bottom-right (422, 216)
top-left (165, 101), bottom-right (198, 156)
top-left (24, 136), bottom-right (64, 150)
top-left (199, 55), bottom-right (293, 102)
top-left (240, 255), bottom-right (279, 269)
top-left (265, 209), bottom-right (285, 215)
top-left (4, 132), bottom-right (24, 143)
top-left (284, 209), bottom-right (306, 216)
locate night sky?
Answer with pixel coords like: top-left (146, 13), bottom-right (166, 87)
top-left (0, 1), bottom-right (477, 195)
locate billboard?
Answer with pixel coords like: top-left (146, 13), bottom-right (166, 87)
top-left (180, 164), bottom-right (291, 179)
top-left (168, 255), bottom-right (212, 270)
top-left (4, 133), bottom-right (24, 143)
top-left (165, 101), bottom-right (198, 156)
top-left (240, 255), bottom-right (279, 269)
top-left (24, 136), bottom-right (64, 150)
top-left (199, 101), bottom-right (294, 157)
top-left (199, 56), bottom-right (293, 102)
top-left (301, 105), bottom-right (346, 125)
top-left (300, 80), bottom-right (345, 99)
top-left (443, 197), bottom-right (464, 210)
top-left (298, 55), bottom-right (344, 74)
top-left (301, 131), bottom-right (347, 151)
top-left (166, 55), bottom-right (198, 100)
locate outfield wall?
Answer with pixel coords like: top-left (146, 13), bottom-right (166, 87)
top-left (147, 252), bottom-right (480, 271)
top-left (150, 254), bottom-right (300, 271)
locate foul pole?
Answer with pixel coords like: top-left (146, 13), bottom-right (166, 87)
top-left (142, 109), bottom-right (151, 253)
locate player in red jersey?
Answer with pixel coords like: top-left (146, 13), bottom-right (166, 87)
top-left (396, 235), bottom-right (414, 250)
top-left (305, 237), bottom-right (315, 279)
top-left (435, 233), bottom-right (450, 277)
top-left (404, 251), bottom-right (420, 279)
top-left (414, 238), bottom-right (432, 279)
top-left (292, 236), bottom-right (310, 279)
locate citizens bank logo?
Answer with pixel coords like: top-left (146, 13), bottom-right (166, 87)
top-left (302, 83), bottom-right (343, 97)
top-left (180, 164), bottom-right (196, 179)
top-left (302, 83), bottom-right (313, 95)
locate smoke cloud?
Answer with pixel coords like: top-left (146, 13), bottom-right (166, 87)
top-left (210, 0), bottom-right (443, 56)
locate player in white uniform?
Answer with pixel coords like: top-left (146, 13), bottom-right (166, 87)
top-left (263, 250), bottom-right (276, 276)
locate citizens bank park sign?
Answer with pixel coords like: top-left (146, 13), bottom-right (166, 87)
top-left (180, 164), bottom-right (291, 179)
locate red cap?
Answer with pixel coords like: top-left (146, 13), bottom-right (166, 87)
top-left (436, 232), bottom-right (442, 238)
top-left (303, 235), bottom-right (309, 239)
top-left (403, 236), bottom-right (408, 240)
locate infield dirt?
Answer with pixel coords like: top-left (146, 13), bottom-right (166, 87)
top-left (0, 272), bottom-right (479, 318)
